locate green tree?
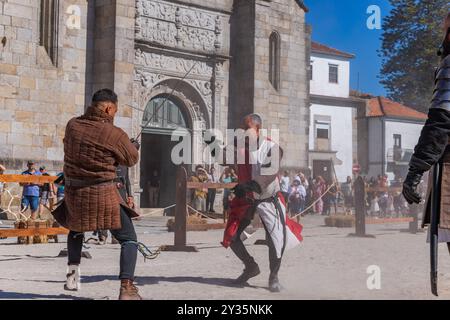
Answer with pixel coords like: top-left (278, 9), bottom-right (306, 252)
top-left (379, 0), bottom-right (449, 113)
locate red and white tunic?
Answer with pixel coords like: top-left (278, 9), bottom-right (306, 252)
top-left (222, 137), bottom-right (303, 258)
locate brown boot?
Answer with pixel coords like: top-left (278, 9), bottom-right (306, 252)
top-left (119, 279), bottom-right (142, 300)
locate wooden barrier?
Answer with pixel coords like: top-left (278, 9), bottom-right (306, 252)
top-left (349, 176), bottom-right (373, 237)
top-left (162, 166), bottom-right (237, 252)
top-left (0, 174), bottom-right (58, 183)
top-left (0, 174), bottom-right (69, 244)
top-left (0, 227), bottom-right (69, 238)
top-left (350, 177), bottom-right (419, 237)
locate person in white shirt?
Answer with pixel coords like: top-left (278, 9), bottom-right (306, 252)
top-left (279, 171), bottom-right (290, 203)
top-left (289, 178), bottom-right (306, 222)
top-left (206, 167), bottom-right (218, 213)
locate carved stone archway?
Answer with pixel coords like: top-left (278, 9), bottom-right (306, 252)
top-left (135, 78), bottom-right (211, 131)
top-left (133, 78), bottom-right (211, 209)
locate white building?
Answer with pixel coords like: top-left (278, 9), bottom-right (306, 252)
top-left (308, 42), bottom-right (362, 182)
top-left (356, 96), bottom-right (427, 181)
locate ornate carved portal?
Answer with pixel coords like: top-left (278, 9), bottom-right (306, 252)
top-left (135, 0), bottom-right (223, 53)
top-left (134, 0), bottom-right (229, 132)
top-left (134, 78), bottom-right (210, 131)
top-left (134, 48), bottom-right (226, 126)
top-left (132, 0), bottom-right (230, 208)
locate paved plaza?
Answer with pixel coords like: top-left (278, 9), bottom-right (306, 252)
top-left (0, 215), bottom-right (449, 300)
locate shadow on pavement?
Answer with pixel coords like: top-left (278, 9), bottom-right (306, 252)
top-left (0, 277), bottom-right (64, 284)
top-left (81, 275), bottom-right (267, 290)
top-left (0, 290), bottom-right (93, 300)
top-left (0, 254), bottom-right (60, 260)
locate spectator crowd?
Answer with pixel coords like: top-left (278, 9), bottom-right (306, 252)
top-left (187, 165), bottom-right (420, 221)
top-left (0, 161), bottom-right (420, 222)
top-left (0, 161), bottom-right (64, 220)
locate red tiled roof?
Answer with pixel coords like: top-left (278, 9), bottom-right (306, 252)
top-left (367, 97), bottom-right (427, 121)
top-left (311, 42), bottom-right (355, 59)
top-left (296, 0), bottom-right (309, 12)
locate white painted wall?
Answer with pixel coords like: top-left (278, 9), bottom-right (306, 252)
top-left (384, 120), bottom-right (424, 180)
top-left (367, 118), bottom-right (383, 178)
top-left (367, 118), bottom-right (424, 180)
top-left (310, 53), bottom-right (350, 98)
top-left (309, 104), bottom-right (354, 182)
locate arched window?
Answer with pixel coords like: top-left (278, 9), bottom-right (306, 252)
top-left (269, 31), bottom-right (281, 90)
top-left (142, 97), bottom-right (187, 133)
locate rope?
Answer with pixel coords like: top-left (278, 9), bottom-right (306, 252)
top-left (187, 205), bottom-right (222, 221)
top-left (291, 182), bottom-right (337, 220)
top-left (121, 240), bottom-right (163, 261)
top-left (1, 188), bottom-right (29, 221)
top-left (137, 204), bottom-right (176, 218)
top-left (137, 242), bottom-right (162, 262)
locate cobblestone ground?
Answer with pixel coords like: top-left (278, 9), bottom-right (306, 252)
top-left (0, 215), bottom-right (449, 300)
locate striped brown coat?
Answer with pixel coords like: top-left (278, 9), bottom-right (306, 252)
top-left (59, 106), bottom-right (139, 232)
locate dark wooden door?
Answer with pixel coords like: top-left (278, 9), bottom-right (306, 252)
top-left (313, 160), bottom-right (332, 182)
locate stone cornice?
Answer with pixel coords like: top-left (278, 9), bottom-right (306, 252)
top-left (135, 40), bottom-right (231, 62)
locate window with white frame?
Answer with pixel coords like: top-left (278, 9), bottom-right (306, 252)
top-left (329, 64), bottom-right (338, 84)
top-left (315, 117), bottom-right (331, 150)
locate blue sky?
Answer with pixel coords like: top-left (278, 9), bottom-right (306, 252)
top-left (305, 0), bottom-right (392, 96)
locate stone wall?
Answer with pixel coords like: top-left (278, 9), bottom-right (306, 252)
top-left (228, 0), bottom-right (255, 128)
top-left (0, 0), bottom-right (89, 172)
top-left (254, 0), bottom-right (309, 171)
top-left (230, 0), bottom-right (310, 171)
top-left (0, 0), bottom-right (310, 205)
top-left (0, 0), bottom-right (137, 174)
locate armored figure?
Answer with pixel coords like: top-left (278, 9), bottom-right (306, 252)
top-left (402, 13), bottom-right (450, 295)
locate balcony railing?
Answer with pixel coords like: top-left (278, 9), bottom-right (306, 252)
top-left (386, 147), bottom-right (414, 164)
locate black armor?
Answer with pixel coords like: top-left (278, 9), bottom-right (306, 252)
top-left (431, 55), bottom-right (450, 112)
top-left (402, 15), bottom-right (450, 295)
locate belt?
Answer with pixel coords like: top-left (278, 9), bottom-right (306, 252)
top-left (253, 192), bottom-right (283, 206)
top-left (65, 178), bottom-right (114, 188)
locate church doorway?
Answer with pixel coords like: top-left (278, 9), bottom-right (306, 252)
top-left (140, 96), bottom-right (190, 211)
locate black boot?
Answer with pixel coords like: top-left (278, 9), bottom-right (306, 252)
top-left (234, 261), bottom-right (260, 285)
top-left (269, 273), bottom-right (282, 293)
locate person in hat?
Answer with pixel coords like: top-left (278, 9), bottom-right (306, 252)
top-left (20, 161), bottom-right (42, 220)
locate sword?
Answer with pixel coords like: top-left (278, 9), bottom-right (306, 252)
top-left (430, 161), bottom-right (440, 296)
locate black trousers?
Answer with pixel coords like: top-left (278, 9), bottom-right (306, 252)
top-left (230, 217), bottom-right (282, 276)
top-left (68, 207), bottom-right (138, 280)
top-left (206, 189), bottom-right (216, 211)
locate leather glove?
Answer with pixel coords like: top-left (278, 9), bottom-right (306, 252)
top-left (402, 170), bottom-right (423, 204)
top-left (232, 180), bottom-right (262, 198)
top-left (130, 138), bottom-right (140, 151)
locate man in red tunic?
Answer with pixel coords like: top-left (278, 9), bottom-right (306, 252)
top-left (222, 114), bottom-right (303, 292)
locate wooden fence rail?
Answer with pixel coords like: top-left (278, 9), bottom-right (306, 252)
top-left (351, 176), bottom-right (419, 237)
top-left (162, 166), bottom-right (238, 252)
top-left (0, 174), bottom-right (68, 244)
top-left (0, 174), bottom-right (58, 183)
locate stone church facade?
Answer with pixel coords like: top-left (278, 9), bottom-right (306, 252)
top-left (0, 0), bottom-right (310, 208)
